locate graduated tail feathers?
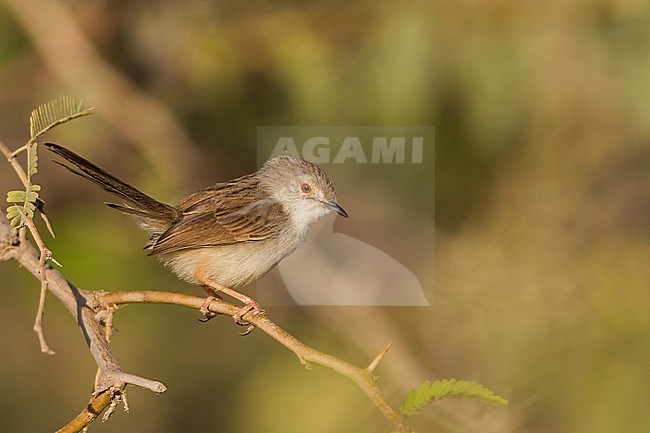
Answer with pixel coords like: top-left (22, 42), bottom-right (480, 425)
top-left (45, 143), bottom-right (180, 225)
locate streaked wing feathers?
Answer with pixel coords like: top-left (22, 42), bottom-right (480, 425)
top-left (148, 177), bottom-right (286, 255)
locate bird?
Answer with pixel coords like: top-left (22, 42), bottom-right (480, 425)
top-left (45, 143), bottom-right (348, 330)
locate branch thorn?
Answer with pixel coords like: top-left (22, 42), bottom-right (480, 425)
top-left (367, 341), bottom-right (393, 374)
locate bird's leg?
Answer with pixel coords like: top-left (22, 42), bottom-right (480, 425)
top-left (195, 272), bottom-right (264, 334)
top-left (198, 286), bottom-right (223, 322)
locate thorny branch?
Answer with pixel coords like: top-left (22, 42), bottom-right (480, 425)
top-left (0, 215), bottom-right (411, 433)
top-left (0, 216), bottom-right (168, 396)
top-left (101, 291), bottom-right (408, 431)
top-left (1, 139), bottom-right (55, 354)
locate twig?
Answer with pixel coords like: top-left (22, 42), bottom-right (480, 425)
top-left (100, 290), bottom-right (410, 432)
top-left (55, 387), bottom-right (118, 433)
top-left (0, 218), bottom-right (166, 424)
top-left (3, 132), bottom-right (168, 430)
top-left (20, 208), bottom-right (55, 354)
top-left (94, 305), bottom-right (116, 395)
top-left (2, 221), bottom-right (167, 396)
top-left (2, 139), bottom-right (57, 238)
top-left (10, 142), bottom-right (31, 159)
top-left (0, 139), bottom-right (29, 187)
top-left (1, 140), bottom-right (56, 354)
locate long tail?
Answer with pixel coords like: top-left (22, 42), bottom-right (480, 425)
top-left (45, 143), bottom-right (180, 224)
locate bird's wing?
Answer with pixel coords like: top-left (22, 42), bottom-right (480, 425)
top-left (148, 180), bottom-right (287, 255)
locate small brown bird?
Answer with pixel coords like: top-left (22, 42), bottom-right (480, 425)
top-left (45, 143), bottom-right (348, 327)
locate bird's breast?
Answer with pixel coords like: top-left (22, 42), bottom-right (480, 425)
top-left (158, 229), bottom-right (306, 289)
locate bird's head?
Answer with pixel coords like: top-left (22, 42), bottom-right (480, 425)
top-left (259, 156), bottom-right (348, 229)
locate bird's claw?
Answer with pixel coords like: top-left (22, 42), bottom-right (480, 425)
top-left (199, 296), bottom-right (220, 322)
top-left (238, 324), bottom-right (256, 336)
top-left (233, 301), bottom-right (264, 336)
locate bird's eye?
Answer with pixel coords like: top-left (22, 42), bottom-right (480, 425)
top-left (301, 183), bottom-right (312, 194)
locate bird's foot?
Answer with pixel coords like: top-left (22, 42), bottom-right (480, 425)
top-left (233, 300), bottom-right (264, 336)
top-left (198, 295), bottom-right (221, 322)
top-left (195, 275), bottom-right (264, 334)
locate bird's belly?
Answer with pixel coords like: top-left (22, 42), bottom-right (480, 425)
top-left (159, 238), bottom-right (300, 289)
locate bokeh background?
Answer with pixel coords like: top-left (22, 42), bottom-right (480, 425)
top-left (1, 1), bottom-right (649, 432)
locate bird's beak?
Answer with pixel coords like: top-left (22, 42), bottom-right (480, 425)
top-left (320, 200), bottom-right (349, 218)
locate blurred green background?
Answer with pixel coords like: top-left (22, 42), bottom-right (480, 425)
top-left (1, 0), bottom-right (649, 432)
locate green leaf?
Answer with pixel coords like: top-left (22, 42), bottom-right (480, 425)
top-left (16, 202), bottom-right (35, 219)
top-left (7, 190), bottom-right (27, 203)
top-left (27, 142), bottom-right (38, 178)
top-left (6, 205), bottom-right (24, 227)
top-left (10, 215), bottom-right (21, 227)
top-left (6, 182), bottom-right (41, 226)
top-left (29, 96), bottom-right (95, 140)
top-left (399, 379), bottom-right (508, 417)
top-left (24, 201), bottom-right (36, 212)
top-left (24, 191), bottom-right (39, 202)
top-left (6, 206), bottom-right (20, 219)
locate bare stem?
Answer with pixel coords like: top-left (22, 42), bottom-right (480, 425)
top-left (55, 388), bottom-right (117, 433)
top-left (10, 142), bottom-right (31, 159)
top-left (101, 290), bottom-right (410, 432)
top-left (0, 139), bottom-right (29, 187)
top-left (23, 211), bottom-right (55, 355)
top-left (33, 252), bottom-right (54, 355)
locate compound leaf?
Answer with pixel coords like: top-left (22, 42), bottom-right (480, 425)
top-left (29, 96), bottom-right (95, 140)
top-left (400, 379), bottom-right (508, 417)
top-left (27, 142), bottom-right (38, 178)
